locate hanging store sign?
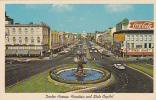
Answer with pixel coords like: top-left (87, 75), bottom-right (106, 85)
top-left (114, 33), bottom-right (125, 42)
top-left (128, 21), bottom-right (154, 30)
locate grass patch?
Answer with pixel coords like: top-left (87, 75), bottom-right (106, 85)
top-left (5, 69), bottom-right (84, 93)
top-left (127, 63), bottom-right (153, 77)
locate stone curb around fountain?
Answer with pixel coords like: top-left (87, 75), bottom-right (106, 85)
top-left (67, 73), bottom-right (116, 93)
top-left (49, 65), bottom-right (111, 85)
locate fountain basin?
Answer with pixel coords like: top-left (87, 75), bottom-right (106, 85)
top-left (57, 68), bottom-right (104, 81)
top-left (49, 65), bottom-right (111, 84)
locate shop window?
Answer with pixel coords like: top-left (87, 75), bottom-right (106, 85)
top-left (144, 35), bottom-right (147, 41)
top-left (144, 43), bottom-right (147, 48)
top-left (31, 28), bottom-right (34, 33)
top-left (131, 43), bottom-right (134, 48)
top-left (19, 37), bottom-right (22, 44)
top-left (31, 37), bottom-right (34, 43)
top-left (140, 35), bottom-right (143, 41)
top-left (12, 28), bottom-right (15, 33)
top-left (149, 43), bottom-right (151, 48)
top-left (136, 35), bottom-right (139, 41)
top-left (25, 37), bottom-right (28, 44)
top-left (19, 28), bottom-right (21, 34)
top-left (6, 37), bottom-right (9, 42)
top-left (126, 43), bottom-right (130, 48)
top-left (37, 37), bottom-right (40, 43)
top-left (127, 35), bottom-right (130, 41)
top-left (149, 35), bottom-right (152, 41)
top-left (131, 35), bottom-right (134, 41)
top-left (13, 37), bottom-right (16, 44)
top-left (25, 28), bottom-right (28, 33)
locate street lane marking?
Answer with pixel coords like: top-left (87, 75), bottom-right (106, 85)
top-left (126, 66), bottom-right (153, 79)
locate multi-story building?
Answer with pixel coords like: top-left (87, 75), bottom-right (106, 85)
top-left (51, 31), bottom-right (65, 53)
top-left (113, 19), bottom-right (154, 57)
top-left (65, 32), bottom-right (78, 46)
top-left (95, 31), bottom-right (104, 45)
top-left (50, 31), bottom-right (78, 54)
top-left (5, 15), bottom-right (50, 57)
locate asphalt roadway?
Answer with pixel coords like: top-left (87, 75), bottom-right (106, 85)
top-left (89, 50), bottom-right (153, 93)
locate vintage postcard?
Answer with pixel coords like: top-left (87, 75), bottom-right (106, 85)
top-left (0, 0), bottom-right (156, 100)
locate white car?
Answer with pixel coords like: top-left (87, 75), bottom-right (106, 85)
top-left (90, 50), bottom-right (93, 52)
top-left (113, 64), bottom-right (125, 70)
top-left (53, 54), bottom-right (58, 57)
top-left (64, 50), bottom-right (69, 53)
top-left (94, 50), bottom-right (97, 52)
top-left (91, 47), bottom-right (95, 49)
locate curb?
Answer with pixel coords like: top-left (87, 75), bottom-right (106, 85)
top-left (126, 65), bottom-right (153, 79)
top-left (67, 73), bottom-right (115, 93)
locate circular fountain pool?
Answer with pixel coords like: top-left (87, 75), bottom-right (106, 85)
top-left (49, 66), bottom-right (111, 84)
top-left (57, 68), bottom-right (104, 81)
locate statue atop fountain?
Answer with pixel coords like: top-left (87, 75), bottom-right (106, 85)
top-left (74, 50), bottom-right (87, 77)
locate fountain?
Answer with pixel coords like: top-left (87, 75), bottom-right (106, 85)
top-left (49, 43), bottom-right (111, 84)
top-left (74, 50), bottom-right (87, 77)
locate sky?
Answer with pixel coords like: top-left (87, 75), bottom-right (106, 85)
top-left (5, 4), bottom-right (153, 33)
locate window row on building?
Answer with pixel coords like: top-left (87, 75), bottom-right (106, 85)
top-left (5, 27), bottom-right (42, 35)
top-left (126, 34), bottom-right (153, 41)
top-left (6, 36), bottom-right (41, 44)
top-left (126, 43), bottom-right (154, 49)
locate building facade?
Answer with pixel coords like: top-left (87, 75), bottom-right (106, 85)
top-left (113, 19), bottom-right (154, 57)
top-left (5, 15), bottom-right (50, 57)
top-left (95, 31), bottom-right (104, 45)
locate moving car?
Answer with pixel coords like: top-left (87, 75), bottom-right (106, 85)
top-left (94, 50), bottom-right (97, 52)
top-left (113, 64), bottom-right (126, 70)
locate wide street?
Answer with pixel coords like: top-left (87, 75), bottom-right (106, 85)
top-left (5, 40), bottom-right (153, 93)
top-left (88, 48), bottom-right (153, 93)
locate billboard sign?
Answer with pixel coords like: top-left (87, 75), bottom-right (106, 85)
top-left (114, 33), bottom-right (125, 42)
top-left (128, 21), bottom-right (154, 30)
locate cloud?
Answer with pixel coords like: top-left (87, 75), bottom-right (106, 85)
top-left (105, 4), bottom-right (133, 13)
top-left (52, 4), bottom-right (73, 12)
top-left (24, 4), bottom-right (45, 9)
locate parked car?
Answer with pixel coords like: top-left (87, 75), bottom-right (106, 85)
top-left (94, 50), bottom-right (97, 52)
top-left (113, 64), bottom-right (126, 70)
top-left (53, 54), bottom-right (58, 57)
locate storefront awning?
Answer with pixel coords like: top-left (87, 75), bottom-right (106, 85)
top-left (29, 50), bottom-right (41, 54)
top-left (17, 50), bottom-right (29, 54)
top-left (6, 49), bottom-right (16, 55)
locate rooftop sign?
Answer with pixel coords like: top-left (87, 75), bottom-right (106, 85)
top-left (128, 21), bottom-right (153, 30)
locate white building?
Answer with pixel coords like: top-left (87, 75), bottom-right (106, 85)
top-left (5, 15), bottom-right (50, 56)
top-left (95, 31), bottom-right (104, 44)
top-left (113, 19), bottom-right (154, 57)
